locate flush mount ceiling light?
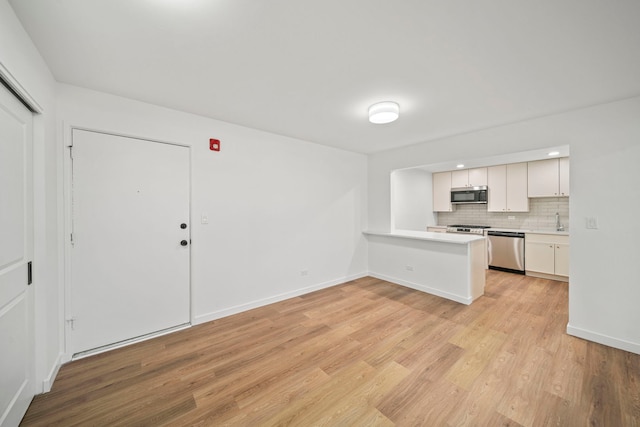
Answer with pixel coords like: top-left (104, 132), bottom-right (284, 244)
top-left (368, 101), bottom-right (399, 124)
top-left (456, 164), bottom-right (465, 168)
top-left (548, 151), bottom-right (560, 156)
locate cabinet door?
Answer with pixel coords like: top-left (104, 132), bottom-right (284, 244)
top-left (432, 172), bottom-right (452, 212)
top-left (487, 165), bottom-right (506, 212)
top-left (528, 158), bottom-right (559, 197)
top-left (559, 157), bottom-right (570, 196)
top-left (451, 170), bottom-right (468, 188)
top-left (554, 243), bottom-right (570, 276)
top-left (525, 242), bottom-right (555, 274)
top-left (468, 167), bottom-right (488, 186)
top-left (506, 162), bottom-right (529, 212)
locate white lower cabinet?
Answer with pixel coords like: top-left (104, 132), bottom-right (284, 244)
top-left (525, 241), bottom-right (556, 274)
top-left (525, 233), bottom-right (569, 281)
top-left (554, 243), bottom-right (570, 277)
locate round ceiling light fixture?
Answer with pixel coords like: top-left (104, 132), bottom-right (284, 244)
top-left (368, 101), bottom-right (399, 124)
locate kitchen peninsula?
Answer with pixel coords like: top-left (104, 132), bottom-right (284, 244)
top-left (363, 230), bottom-right (486, 305)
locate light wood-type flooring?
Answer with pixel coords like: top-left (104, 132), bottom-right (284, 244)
top-left (21, 271), bottom-right (640, 426)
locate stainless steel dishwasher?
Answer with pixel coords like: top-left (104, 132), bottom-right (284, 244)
top-left (487, 231), bottom-right (525, 274)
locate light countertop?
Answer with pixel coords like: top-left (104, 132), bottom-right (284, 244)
top-left (489, 227), bottom-right (569, 236)
top-left (363, 230), bottom-right (485, 245)
top-left (428, 225), bottom-right (569, 236)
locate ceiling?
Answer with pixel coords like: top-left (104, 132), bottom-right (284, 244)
top-left (9, 0), bottom-right (640, 154)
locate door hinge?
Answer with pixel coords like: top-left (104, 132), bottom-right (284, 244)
top-left (27, 261), bottom-right (32, 285)
top-left (70, 233), bottom-right (74, 245)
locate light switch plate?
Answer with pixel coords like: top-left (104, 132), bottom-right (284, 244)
top-left (586, 217), bottom-right (598, 229)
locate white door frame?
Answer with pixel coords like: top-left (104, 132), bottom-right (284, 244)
top-left (62, 126), bottom-right (193, 361)
top-left (0, 64), bottom-right (43, 115)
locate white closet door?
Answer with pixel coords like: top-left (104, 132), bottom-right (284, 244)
top-left (70, 129), bottom-right (190, 355)
top-left (0, 83), bottom-right (34, 426)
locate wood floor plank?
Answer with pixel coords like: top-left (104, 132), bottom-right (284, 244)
top-left (532, 391), bottom-right (574, 427)
top-left (446, 327), bottom-right (507, 390)
top-left (214, 368), bottom-right (331, 426)
top-left (310, 361), bottom-right (408, 426)
top-left (260, 360), bottom-right (377, 426)
top-left (445, 349), bottom-right (516, 426)
top-left (384, 378), bottom-right (467, 426)
top-left (20, 272), bottom-right (640, 426)
top-left (496, 345), bottom-right (554, 426)
top-left (547, 333), bottom-right (587, 402)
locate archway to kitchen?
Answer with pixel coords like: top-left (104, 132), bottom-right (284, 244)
top-left (390, 146), bottom-right (570, 237)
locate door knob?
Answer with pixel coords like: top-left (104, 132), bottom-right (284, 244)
top-left (180, 223), bottom-right (187, 229)
top-left (180, 240), bottom-right (188, 246)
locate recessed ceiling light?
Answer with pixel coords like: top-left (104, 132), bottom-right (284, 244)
top-left (548, 151), bottom-right (560, 156)
top-left (368, 101), bottom-right (399, 124)
top-left (456, 164), bottom-right (465, 168)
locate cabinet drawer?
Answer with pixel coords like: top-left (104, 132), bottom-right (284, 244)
top-left (525, 233), bottom-right (569, 245)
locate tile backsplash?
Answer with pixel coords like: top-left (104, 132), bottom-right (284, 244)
top-left (437, 197), bottom-right (569, 231)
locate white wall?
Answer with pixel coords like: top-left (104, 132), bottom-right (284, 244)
top-left (57, 84), bottom-right (368, 330)
top-left (0, 0), bottom-right (61, 392)
top-left (369, 97), bottom-right (640, 354)
top-left (390, 168), bottom-right (434, 231)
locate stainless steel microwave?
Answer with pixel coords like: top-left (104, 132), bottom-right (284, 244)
top-left (450, 186), bottom-right (488, 204)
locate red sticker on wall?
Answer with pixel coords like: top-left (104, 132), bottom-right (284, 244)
top-left (210, 139), bottom-right (220, 151)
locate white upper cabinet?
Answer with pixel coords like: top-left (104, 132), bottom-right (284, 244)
top-left (527, 159), bottom-right (558, 197)
top-left (451, 170), bottom-right (467, 188)
top-left (451, 167), bottom-right (487, 188)
top-left (528, 158), bottom-right (570, 197)
top-left (559, 157), bottom-right (570, 196)
top-left (506, 163), bottom-right (530, 212)
top-left (432, 157), bottom-right (568, 213)
top-left (487, 165), bottom-right (507, 212)
top-left (469, 167), bottom-right (488, 187)
top-left (433, 171), bottom-right (453, 212)
top-left (487, 162), bottom-right (529, 212)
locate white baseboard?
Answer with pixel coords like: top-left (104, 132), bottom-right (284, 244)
top-left (567, 323), bottom-right (640, 355)
top-left (71, 323), bottom-right (191, 361)
top-left (368, 272), bottom-right (472, 305)
top-left (193, 272), bottom-right (368, 325)
top-left (525, 270), bottom-right (569, 282)
top-left (42, 352), bottom-right (65, 392)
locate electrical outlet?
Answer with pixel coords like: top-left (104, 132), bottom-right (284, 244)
top-left (586, 217), bottom-right (599, 229)
top-left (300, 270), bottom-right (308, 276)
top-left (508, 216), bottom-right (515, 220)
top-left (201, 213), bottom-right (209, 224)
top-left (405, 265), bottom-right (414, 271)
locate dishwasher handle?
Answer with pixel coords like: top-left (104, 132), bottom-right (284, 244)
top-left (487, 231), bottom-right (525, 238)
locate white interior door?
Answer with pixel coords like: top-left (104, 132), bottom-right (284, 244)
top-left (70, 129), bottom-right (190, 356)
top-left (0, 84), bottom-right (34, 425)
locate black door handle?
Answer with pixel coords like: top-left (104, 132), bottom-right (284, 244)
top-left (180, 223), bottom-right (187, 229)
top-left (180, 240), bottom-right (188, 246)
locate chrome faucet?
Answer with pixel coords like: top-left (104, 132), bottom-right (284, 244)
top-left (555, 212), bottom-right (564, 231)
